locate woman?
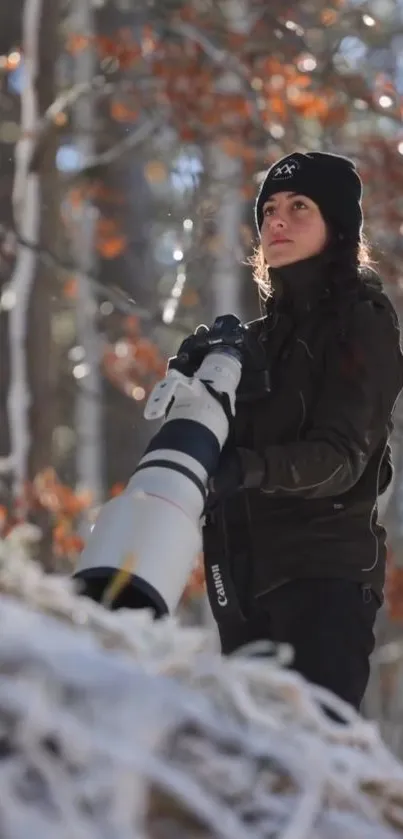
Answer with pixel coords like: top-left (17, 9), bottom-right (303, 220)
top-left (201, 151), bottom-right (403, 711)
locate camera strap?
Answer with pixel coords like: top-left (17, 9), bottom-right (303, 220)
top-left (203, 552), bottom-right (247, 623)
top-left (202, 382), bottom-right (234, 425)
top-left (203, 508), bottom-right (248, 623)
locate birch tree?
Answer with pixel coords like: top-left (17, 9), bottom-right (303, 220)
top-left (6, 0), bottom-right (61, 564)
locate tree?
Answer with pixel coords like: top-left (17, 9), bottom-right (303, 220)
top-left (1, 0), bottom-right (62, 569)
top-left (3, 0), bottom-right (403, 619)
top-left (0, 7), bottom-right (22, 502)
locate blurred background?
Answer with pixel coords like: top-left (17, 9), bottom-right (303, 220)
top-left (2, 0), bottom-right (403, 750)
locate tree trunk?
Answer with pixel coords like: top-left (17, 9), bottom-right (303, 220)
top-left (0, 5), bottom-right (22, 504)
top-left (71, 0), bottom-right (104, 537)
top-left (7, 0), bottom-right (61, 566)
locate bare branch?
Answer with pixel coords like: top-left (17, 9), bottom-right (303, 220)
top-left (74, 113), bottom-right (166, 177)
top-left (0, 223), bottom-right (156, 321)
top-left (28, 74), bottom-right (110, 173)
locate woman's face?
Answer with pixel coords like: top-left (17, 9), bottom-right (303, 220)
top-left (260, 191), bottom-right (328, 268)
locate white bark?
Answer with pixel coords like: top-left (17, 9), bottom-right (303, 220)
top-left (209, 0), bottom-right (249, 319)
top-left (209, 144), bottom-right (244, 318)
top-left (7, 0), bottom-right (42, 505)
top-left (71, 0), bottom-right (104, 531)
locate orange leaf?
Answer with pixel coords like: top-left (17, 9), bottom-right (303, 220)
top-left (98, 235), bottom-right (127, 259)
top-left (69, 534), bottom-right (85, 554)
top-left (117, 47), bottom-right (141, 69)
top-left (111, 102), bottom-right (139, 122)
top-left (110, 101), bottom-right (139, 122)
top-left (97, 217), bottom-right (118, 236)
top-left (66, 34), bottom-right (91, 54)
top-left (270, 96), bottom-right (287, 119)
top-left (294, 73), bottom-right (312, 89)
top-left (321, 8), bottom-right (338, 25)
top-left (123, 315), bottom-right (140, 335)
top-left (260, 57), bottom-right (283, 76)
top-left (227, 32), bottom-right (246, 49)
top-left (385, 552), bottom-right (403, 621)
top-left (321, 102), bottom-right (349, 126)
top-left (182, 553), bottom-right (206, 601)
top-left (96, 35), bottom-right (117, 59)
top-left (219, 137), bottom-right (242, 157)
top-left (0, 505), bottom-right (7, 531)
top-left (68, 187), bottom-right (84, 208)
top-left (110, 482), bottom-right (126, 497)
top-left (179, 5), bottom-right (196, 22)
top-left (181, 289), bottom-right (199, 307)
top-left (53, 520), bottom-right (70, 542)
top-left (63, 277), bottom-right (78, 299)
top-left (180, 127), bottom-right (196, 142)
top-left (144, 160), bottom-right (168, 184)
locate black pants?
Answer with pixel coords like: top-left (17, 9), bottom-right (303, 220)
top-left (218, 578), bottom-right (380, 711)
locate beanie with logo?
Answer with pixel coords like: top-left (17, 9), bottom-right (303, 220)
top-left (255, 151), bottom-right (363, 243)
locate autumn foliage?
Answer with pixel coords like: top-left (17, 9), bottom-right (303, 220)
top-left (385, 551), bottom-right (403, 622)
top-left (102, 315), bottom-right (166, 397)
top-left (3, 0), bottom-right (403, 612)
top-left (0, 469), bottom-right (89, 561)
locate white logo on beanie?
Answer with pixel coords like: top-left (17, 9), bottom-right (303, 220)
top-left (272, 157), bottom-right (300, 179)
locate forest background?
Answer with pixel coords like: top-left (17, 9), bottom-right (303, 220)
top-left (2, 0), bottom-right (403, 736)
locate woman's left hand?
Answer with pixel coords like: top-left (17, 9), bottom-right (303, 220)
top-left (206, 449), bottom-right (244, 510)
top-left (206, 447), bottom-right (265, 511)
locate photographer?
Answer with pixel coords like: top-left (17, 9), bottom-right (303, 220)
top-left (200, 151), bottom-right (403, 711)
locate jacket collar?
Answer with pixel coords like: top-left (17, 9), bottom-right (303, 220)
top-left (268, 252), bottom-right (331, 319)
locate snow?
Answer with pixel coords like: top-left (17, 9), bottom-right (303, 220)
top-left (0, 525), bottom-right (403, 838)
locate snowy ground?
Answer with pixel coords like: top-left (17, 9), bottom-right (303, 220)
top-left (1, 525), bottom-right (403, 838)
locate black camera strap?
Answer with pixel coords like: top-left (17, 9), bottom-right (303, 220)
top-left (202, 382), bottom-right (234, 425)
top-left (203, 506), bottom-right (248, 623)
top-left (203, 551), bottom-right (247, 623)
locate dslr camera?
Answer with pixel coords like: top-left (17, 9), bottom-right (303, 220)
top-left (168, 314), bottom-right (270, 401)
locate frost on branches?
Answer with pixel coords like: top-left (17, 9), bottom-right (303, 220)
top-left (0, 528), bottom-right (403, 838)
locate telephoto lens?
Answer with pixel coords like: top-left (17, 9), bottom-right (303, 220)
top-left (73, 316), bottom-right (244, 617)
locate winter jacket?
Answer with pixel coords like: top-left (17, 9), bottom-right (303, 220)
top-left (202, 255), bottom-right (403, 621)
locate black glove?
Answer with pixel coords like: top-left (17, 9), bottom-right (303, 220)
top-left (205, 447), bottom-right (265, 511)
top-left (168, 324), bottom-right (211, 377)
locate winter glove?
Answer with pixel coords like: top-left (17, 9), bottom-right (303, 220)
top-left (168, 324), bottom-right (211, 377)
top-left (205, 446), bottom-right (265, 511)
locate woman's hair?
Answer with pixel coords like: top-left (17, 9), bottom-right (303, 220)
top-left (249, 232), bottom-right (374, 301)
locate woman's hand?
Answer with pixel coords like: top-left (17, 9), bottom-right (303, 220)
top-left (206, 447), bottom-right (265, 511)
top-left (206, 449), bottom-right (244, 510)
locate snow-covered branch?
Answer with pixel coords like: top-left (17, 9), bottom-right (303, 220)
top-left (0, 528), bottom-right (402, 839)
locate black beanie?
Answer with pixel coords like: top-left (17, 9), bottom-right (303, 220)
top-left (255, 151), bottom-right (363, 242)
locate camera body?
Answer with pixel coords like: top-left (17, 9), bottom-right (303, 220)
top-left (169, 314), bottom-right (270, 401)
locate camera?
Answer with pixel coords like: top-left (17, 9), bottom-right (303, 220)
top-left (169, 314), bottom-right (270, 401)
top-left (73, 315), bottom-right (247, 617)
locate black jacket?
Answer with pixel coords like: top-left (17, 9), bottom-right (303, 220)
top-left (202, 257), bottom-right (403, 618)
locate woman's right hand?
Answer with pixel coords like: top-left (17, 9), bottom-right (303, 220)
top-left (168, 324), bottom-right (211, 377)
